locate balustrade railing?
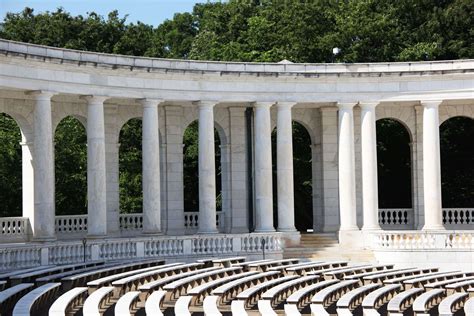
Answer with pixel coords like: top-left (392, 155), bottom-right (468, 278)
top-left (378, 209), bottom-right (414, 229)
top-left (119, 213), bottom-right (143, 232)
top-left (372, 231), bottom-right (474, 250)
top-left (0, 217), bottom-right (29, 242)
top-left (55, 215), bottom-right (87, 236)
top-left (184, 211), bottom-right (223, 233)
top-left (443, 208), bottom-right (474, 227)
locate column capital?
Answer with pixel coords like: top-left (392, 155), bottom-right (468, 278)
top-left (253, 102), bottom-right (275, 109)
top-left (80, 95), bottom-right (109, 104)
top-left (359, 102), bottom-right (379, 111)
top-left (421, 100), bottom-right (443, 109)
top-left (275, 102), bottom-right (296, 109)
top-left (25, 90), bottom-right (56, 100)
top-left (337, 102), bottom-right (357, 110)
top-left (138, 98), bottom-right (164, 108)
top-left (197, 100), bottom-right (218, 109)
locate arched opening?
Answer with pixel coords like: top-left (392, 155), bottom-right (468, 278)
top-left (376, 118), bottom-right (412, 208)
top-left (0, 113), bottom-right (22, 217)
top-left (119, 118), bottom-right (143, 214)
top-left (440, 116), bottom-right (474, 208)
top-left (272, 121), bottom-right (313, 232)
top-left (183, 120), bottom-right (222, 217)
top-left (54, 116), bottom-right (87, 215)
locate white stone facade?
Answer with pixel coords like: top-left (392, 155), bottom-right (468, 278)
top-left (0, 40), bottom-right (473, 268)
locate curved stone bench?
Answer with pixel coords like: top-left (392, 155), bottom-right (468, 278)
top-left (281, 261), bottom-right (347, 276)
top-left (87, 262), bottom-right (182, 291)
top-left (462, 295), bottom-right (474, 315)
top-left (257, 275), bottom-right (320, 316)
top-left (363, 268), bottom-right (438, 285)
top-left (163, 267), bottom-right (242, 301)
top-left (0, 265), bottom-right (56, 281)
top-left (336, 283), bottom-right (380, 316)
top-left (203, 295), bottom-right (222, 316)
top-left (137, 266), bottom-right (220, 302)
top-left (412, 289), bottom-right (446, 315)
top-left (438, 292), bottom-right (468, 316)
top-left (210, 271), bottom-right (280, 306)
top-left (12, 282), bottom-right (61, 316)
top-left (186, 271), bottom-right (258, 306)
top-left (323, 264), bottom-right (392, 280)
top-left (404, 271), bottom-right (473, 289)
top-left (345, 267), bottom-right (407, 281)
top-left (384, 271), bottom-right (449, 286)
top-left (386, 288), bottom-right (424, 315)
top-left (112, 262), bottom-right (204, 298)
top-left (61, 259), bottom-right (164, 291)
top-left (114, 291), bottom-right (140, 316)
top-left (310, 280), bottom-right (359, 316)
top-left (0, 283), bottom-right (34, 315)
top-left (49, 287), bottom-right (88, 316)
top-left (144, 290), bottom-right (166, 316)
top-left (211, 257), bottom-right (246, 268)
top-left (361, 284), bottom-right (402, 316)
top-left (443, 278), bottom-right (474, 294)
top-left (247, 258), bottom-right (300, 272)
top-left (37, 263), bottom-right (116, 286)
top-left (82, 286), bottom-right (114, 316)
top-left (231, 275), bottom-right (297, 313)
top-left (174, 295), bottom-right (193, 316)
top-left (284, 279), bottom-right (339, 315)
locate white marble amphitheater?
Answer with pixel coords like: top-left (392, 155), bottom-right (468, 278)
top-left (0, 39), bottom-right (473, 315)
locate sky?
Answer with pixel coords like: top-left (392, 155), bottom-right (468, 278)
top-left (0, 0), bottom-right (217, 26)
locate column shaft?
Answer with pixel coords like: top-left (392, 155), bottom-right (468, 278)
top-left (254, 103), bottom-right (275, 232)
top-left (360, 103), bottom-right (381, 230)
top-left (32, 91), bottom-right (55, 240)
top-left (338, 103), bottom-right (358, 231)
top-left (141, 99), bottom-right (162, 234)
top-left (276, 102), bottom-right (296, 232)
top-left (422, 101), bottom-right (444, 230)
top-left (198, 102), bottom-right (218, 233)
top-left (84, 96), bottom-right (108, 237)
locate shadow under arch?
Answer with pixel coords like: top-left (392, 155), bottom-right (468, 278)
top-left (440, 116), bottom-right (474, 208)
top-left (376, 118), bottom-right (412, 208)
top-left (0, 113), bottom-right (23, 217)
top-left (271, 121), bottom-right (313, 232)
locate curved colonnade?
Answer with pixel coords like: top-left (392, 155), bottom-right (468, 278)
top-left (0, 39), bottom-right (473, 268)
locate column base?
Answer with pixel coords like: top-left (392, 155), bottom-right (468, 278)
top-left (254, 228), bottom-right (276, 233)
top-left (280, 230), bottom-right (301, 247)
top-left (33, 236), bottom-right (57, 242)
top-left (197, 230), bottom-right (219, 234)
top-left (422, 225), bottom-right (445, 231)
top-left (86, 234), bottom-right (106, 240)
top-left (362, 225), bottom-right (382, 231)
top-left (142, 231), bottom-right (163, 236)
top-left (338, 229), bottom-right (363, 249)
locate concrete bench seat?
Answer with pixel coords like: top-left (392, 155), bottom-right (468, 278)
top-left (61, 259), bottom-right (164, 291)
top-left (232, 259), bottom-right (272, 268)
top-left (437, 292), bottom-right (468, 316)
top-left (144, 290), bottom-right (166, 316)
top-left (0, 283), bottom-right (34, 315)
top-left (49, 287), bottom-right (88, 316)
top-left (361, 284), bottom-right (402, 316)
top-left (210, 271), bottom-right (280, 306)
top-left (186, 271), bottom-right (258, 306)
top-left (0, 265), bottom-right (56, 282)
top-left (444, 278), bottom-right (474, 294)
top-left (336, 283), bottom-right (380, 315)
top-left (82, 286), bottom-right (114, 316)
top-left (384, 271), bottom-right (450, 285)
top-left (36, 263), bottom-right (118, 286)
top-left (174, 295), bottom-right (193, 316)
top-left (211, 257), bottom-right (246, 268)
top-left (163, 267), bottom-right (243, 301)
top-left (412, 289), bottom-right (446, 315)
top-left (363, 268), bottom-right (438, 285)
top-left (10, 261), bottom-right (104, 286)
top-left (114, 291), bottom-right (140, 316)
top-left (0, 281), bottom-right (6, 291)
top-left (203, 295), bottom-right (221, 316)
top-left (284, 279), bottom-right (339, 315)
top-left (257, 275), bottom-right (320, 316)
top-left (138, 266), bottom-right (220, 302)
top-left (323, 264), bottom-right (393, 280)
top-left (404, 271), bottom-right (473, 289)
top-left (231, 275), bottom-right (297, 312)
top-left (279, 260), bottom-right (347, 276)
top-left (344, 267), bottom-right (408, 281)
top-left (462, 294), bottom-right (474, 315)
top-left (386, 288), bottom-right (424, 316)
top-left (247, 258), bottom-right (300, 272)
top-left (310, 280), bottom-right (359, 316)
top-left (12, 282), bottom-right (61, 316)
top-left (87, 262), bottom-right (182, 291)
top-left (112, 262), bottom-right (204, 298)
top-left (424, 275), bottom-right (474, 290)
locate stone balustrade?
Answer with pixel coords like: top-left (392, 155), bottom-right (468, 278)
top-left (184, 211), bottom-right (223, 233)
top-left (0, 217), bottom-right (30, 242)
top-left (443, 208), bottom-right (474, 228)
top-left (0, 233), bottom-right (282, 271)
top-left (55, 215), bottom-right (88, 237)
top-left (371, 231), bottom-right (474, 250)
top-left (119, 213), bottom-right (144, 233)
top-left (379, 209), bottom-right (414, 229)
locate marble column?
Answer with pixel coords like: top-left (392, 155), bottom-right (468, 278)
top-left (30, 91), bottom-right (56, 240)
top-left (422, 101), bottom-right (444, 230)
top-left (360, 103), bottom-right (381, 230)
top-left (140, 99), bottom-right (162, 234)
top-left (276, 102), bottom-right (296, 232)
top-left (337, 103), bottom-right (358, 231)
top-left (82, 95), bottom-right (108, 237)
top-left (254, 102), bottom-right (275, 232)
top-left (197, 101), bottom-right (218, 234)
